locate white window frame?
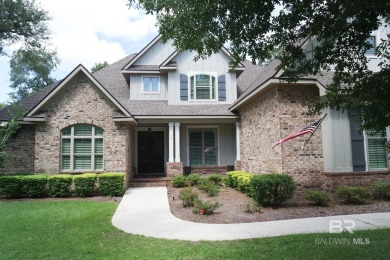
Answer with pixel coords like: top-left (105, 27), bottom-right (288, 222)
top-left (365, 32), bottom-right (379, 58)
top-left (187, 125), bottom-right (220, 166)
top-left (61, 125), bottom-right (104, 172)
top-left (188, 72), bottom-right (218, 101)
top-left (363, 127), bottom-right (390, 171)
top-left (141, 76), bottom-right (160, 94)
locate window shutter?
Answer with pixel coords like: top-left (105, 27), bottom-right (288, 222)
top-left (180, 74), bottom-right (188, 101)
top-left (349, 111), bottom-right (366, 171)
top-left (218, 75), bottom-right (226, 101)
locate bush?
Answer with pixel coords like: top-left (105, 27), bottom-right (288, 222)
top-left (186, 173), bottom-right (202, 186)
top-left (245, 201), bottom-right (262, 213)
top-left (372, 181), bottom-right (390, 201)
top-left (250, 174), bottom-right (296, 207)
top-left (171, 175), bottom-right (188, 188)
top-left (225, 171), bottom-right (253, 194)
top-left (178, 187), bottom-right (199, 207)
top-left (98, 172), bottom-right (124, 196)
top-left (192, 199), bottom-right (221, 215)
top-left (304, 190), bottom-right (331, 206)
top-left (0, 176), bottom-right (23, 198)
top-left (207, 174), bottom-right (223, 185)
top-left (73, 174), bottom-right (97, 197)
top-left (48, 175), bottom-right (73, 197)
top-left (336, 186), bottom-right (371, 204)
top-left (21, 175), bottom-right (48, 198)
top-left (198, 179), bottom-right (221, 196)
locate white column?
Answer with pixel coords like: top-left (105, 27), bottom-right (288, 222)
top-left (174, 122), bottom-right (180, 162)
top-left (236, 122), bottom-right (241, 160)
top-left (168, 122), bottom-right (174, 162)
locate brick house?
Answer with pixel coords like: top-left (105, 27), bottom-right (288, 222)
top-left (0, 34), bottom-right (389, 191)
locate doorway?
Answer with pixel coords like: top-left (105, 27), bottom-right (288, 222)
top-left (137, 131), bottom-right (165, 176)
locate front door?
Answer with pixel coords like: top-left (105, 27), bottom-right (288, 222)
top-left (137, 131), bottom-right (165, 175)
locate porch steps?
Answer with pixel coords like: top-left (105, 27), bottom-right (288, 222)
top-left (128, 177), bottom-right (170, 187)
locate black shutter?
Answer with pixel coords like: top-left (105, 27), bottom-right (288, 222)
top-left (349, 111), bottom-right (366, 171)
top-left (180, 74), bottom-right (188, 101)
top-left (218, 75), bottom-right (226, 101)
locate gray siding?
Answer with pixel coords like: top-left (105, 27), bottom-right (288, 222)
top-left (134, 39), bottom-right (176, 65)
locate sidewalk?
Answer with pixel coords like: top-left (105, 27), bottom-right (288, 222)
top-left (112, 187), bottom-right (390, 241)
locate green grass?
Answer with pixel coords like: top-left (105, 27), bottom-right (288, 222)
top-left (0, 201), bottom-right (389, 259)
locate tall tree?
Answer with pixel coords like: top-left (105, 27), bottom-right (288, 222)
top-left (130, 0), bottom-right (390, 131)
top-left (0, 110), bottom-right (22, 167)
top-left (91, 61), bottom-right (109, 73)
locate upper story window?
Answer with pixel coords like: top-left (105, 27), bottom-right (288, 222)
top-left (142, 76), bottom-right (160, 94)
top-left (365, 36), bottom-right (376, 55)
top-left (366, 130), bottom-right (388, 170)
top-left (189, 74), bottom-right (217, 100)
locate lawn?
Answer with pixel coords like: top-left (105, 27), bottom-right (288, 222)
top-left (0, 200), bottom-right (389, 259)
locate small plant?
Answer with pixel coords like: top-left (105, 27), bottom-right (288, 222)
top-left (178, 187), bottom-right (199, 207)
top-left (186, 173), bottom-right (202, 186)
top-left (207, 174), bottom-right (223, 185)
top-left (198, 179), bottom-right (220, 196)
top-left (336, 186), bottom-right (371, 204)
top-left (73, 174), bottom-right (97, 197)
top-left (372, 181), bottom-right (390, 201)
top-left (48, 175), bottom-right (73, 197)
top-left (98, 172), bottom-right (124, 196)
top-left (304, 190), bottom-right (331, 206)
top-left (225, 171), bottom-right (253, 194)
top-left (245, 201), bottom-right (262, 213)
top-left (192, 199), bottom-right (221, 215)
top-left (171, 175), bottom-right (188, 188)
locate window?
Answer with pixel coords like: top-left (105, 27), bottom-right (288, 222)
top-left (365, 36), bottom-right (376, 55)
top-left (189, 74), bottom-right (217, 100)
top-left (189, 128), bottom-right (218, 166)
top-left (366, 130), bottom-right (388, 169)
top-left (142, 77), bottom-right (159, 93)
top-left (61, 124), bottom-right (104, 171)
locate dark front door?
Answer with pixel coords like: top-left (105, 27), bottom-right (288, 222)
top-left (137, 131), bottom-right (165, 175)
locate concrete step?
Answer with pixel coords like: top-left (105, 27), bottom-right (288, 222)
top-left (129, 177), bottom-right (170, 187)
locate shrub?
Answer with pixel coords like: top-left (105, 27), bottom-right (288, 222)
top-left (21, 175), bottom-right (48, 198)
top-left (372, 181), bottom-right (390, 201)
top-left (48, 175), bottom-right (73, 197)
top-left (73, 174), bottom-right (97, 197)
top-left (336, 186), bottom-right (371, 204)
top-left (207, 174), bottom-right (223, 185)
top-left (245, 201), bottom-right (262, 213)
top-left (171, 175), bottom-right (188, 188)
top-left (225, 171), bottom-right (253, 194)
top-left (98, 172), bottom-right (124, 196)
top-left (178, 187), bottom-right (199, 207)
top-left (250, 174), bottom-right (296, 207)
top-left (198, 179), bottom-right (220, 196)
top-left (0, 176), bottom-right (23, 198)
top-left (304, 190), bottom-right (331, 206)
top-left (186, 173), bottom-right (202, 186)
top-left (192, 199), bottom-right (221, 215)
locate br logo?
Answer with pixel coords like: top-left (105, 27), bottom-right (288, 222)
top-left (329, 220), bottom-right (356, 233)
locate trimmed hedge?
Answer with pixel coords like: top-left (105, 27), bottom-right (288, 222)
top-left (372, 181), bottom-right (390, 201)
top-left (207, 174), bottom-right (223, 185)
top-left (336, 186), bottom-right (371, 204)
top-left (304, 190), bottom-right (331, 206)
top-left (225, 171), bottom-right (253, 194)
top-left (171, 175), bottom-right (188, 188)
top-left (0, 176), bottom-right (23, 198)
top-left (73, 174), bottom-right (97, 197)
top-left (186, 173), bottom-right (202, 186)
top-left (98, 172), bottom-right (124, 196)
top-left (21, 175), bottom-right (49, 198)
top-left (48, 175), bottom-right (73, 197)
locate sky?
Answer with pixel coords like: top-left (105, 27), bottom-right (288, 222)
top-left (0, 0), bottom-right (158, 103)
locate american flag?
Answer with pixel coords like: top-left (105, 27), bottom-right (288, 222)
top-left (272, 119), bottom-right (322, 149)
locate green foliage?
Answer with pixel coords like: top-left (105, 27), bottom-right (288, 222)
top-left (225, 171), bottom-right (253, 194)
top-left (178, 187), bottom-right (199, 207)
top-left (245, 201), bottom-right (262, 213)
top-left (21, 174), bottom-right (48, 198)
top-left (48, 175), bottom-right (73, 197)
top-left (98, 172), bottom-right (124, 196)
top-left (336, 186), bottom-right (371, 204)
top-left (0, 110), bottom-right (22, 167)
top-left (207, 174), bottom-right (223, 185)
top-left (171, 175), bottom-right (188, 188)
top-left (73, 174), bottom-right (97, 197)
top-left (250, 174), bottom-right (296, 207)
top-left (91, 61), bottom-right (109, 73)
top-left (0, 176), bottom-right (23, 198)
top-left (186, 173), bottom-right (202, 186)
top-left (192, 199), bottom-right (221, 215)
top-left (304, 190), bottom-right (332, 207)
top-left (372, 181), bottom-right (390, 201)
top-left (198, 179), bottom-right (220, 196)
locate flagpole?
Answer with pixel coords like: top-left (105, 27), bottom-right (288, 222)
top-left (301, 113), bottom-right (327, 149)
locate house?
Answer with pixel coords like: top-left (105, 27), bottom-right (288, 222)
top-left (0, 33), bottom-right (389, 191)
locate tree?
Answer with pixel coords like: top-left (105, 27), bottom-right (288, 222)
top-left (9, 46), bottom-right (60, 101)
top-left (0, 110), bottom-right (22, 167)
top-left (91, 61), bottom-right (109, 73)
top-left (130, 0), bottom-right (390, 131)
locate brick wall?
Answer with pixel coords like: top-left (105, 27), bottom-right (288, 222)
top-left (166, 162), bottom-right (183, 177)
top-left (34, 74), bottom-right (130, 174)
top-left (0, 125), bottom-right (35, 173)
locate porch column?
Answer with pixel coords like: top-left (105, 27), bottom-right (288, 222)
top-left (169, 122), bottom-right (174, 162)
top-left (236, 122), bottom-right (241, 160)
top-left (174, 122), bottom-right (180, 162)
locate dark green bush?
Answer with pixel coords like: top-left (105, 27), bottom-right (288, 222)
top-left (0, 176), bottom-right (23, 198)
top-left (304, 190), bottom-right (331, 206)
top-left (336, 186), bottom-right (371, 204)
top-left (250, 174), bottom-right (296, 207)
top-left (198, 179), bottom-right (220, 196)
top-left (171, 175), bottom-right (188, 188)
top-left (207, 174), bottom-right (223, 185)
top-left (192, 199), bottom-right (221, 215)
top-left (98, 172), bottom-right (124, 196)
top-left (21, 175), bottom-right (48, 198)
top-left (186, 173), bottom-right (202, 186)
top-left (372, 181), bottom-right (390, 201)
top-left (73, 174), bottom-right (97, 197)
top-left (178, 187), bottom-right (199, 207)
top-left (48, 175), bottom-right (73, 197)
top-left (225, 171), bottom-right (252, 194)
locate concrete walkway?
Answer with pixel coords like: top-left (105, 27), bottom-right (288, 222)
top-left (112, 187), bottom-right (390, 241)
